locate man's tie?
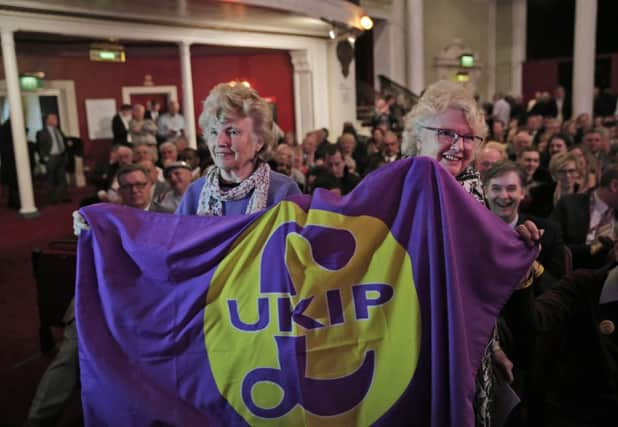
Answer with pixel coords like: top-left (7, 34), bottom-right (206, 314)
top-left (52, 128), bottom-right (64, 154)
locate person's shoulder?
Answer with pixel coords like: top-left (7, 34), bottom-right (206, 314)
top-left (188, 176), bottom-right (206, 191)
top-left (269, 170), bottom-right (301, 194)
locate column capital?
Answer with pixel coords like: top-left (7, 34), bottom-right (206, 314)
top-left (1, 28), bottom-right (15, 46)
top-left (178, 40), bottom-right (192, 49)
top-left (290, 50), bottom-right (311, 73)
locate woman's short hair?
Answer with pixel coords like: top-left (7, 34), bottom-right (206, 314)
top-left (548, 151), bottom-right (580, 180)
top-left (199, 82), bottom-right (274, 160)
top-left (402, 80), bottom-right (487, 156)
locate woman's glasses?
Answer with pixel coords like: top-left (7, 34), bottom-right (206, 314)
top-left (422, 126), bottom-right (484, 147)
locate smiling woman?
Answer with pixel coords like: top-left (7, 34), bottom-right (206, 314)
top-left (176, 83), bottom-right (301, 216)
top-left (402, 80), bottom-right (487, 203)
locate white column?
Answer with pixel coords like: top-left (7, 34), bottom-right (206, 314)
top-left (388, 0), bottom-right (407, 86)
top-left (487, 0), bottom-right (497, 100)
top-left (179, 41), bottom-right (197, 149)
top-left (1, 29), bottom-right (38, 217)
top-left (511, 0), bottom-right (527, 96)
top-left (290, 50), bottom-right (315, 143)
top-left (406, 0), bottom-right (424, 94)
top-left (327, 40), bottom-right (357, 136)
top-left (572, 0), bottom-right (597, 117)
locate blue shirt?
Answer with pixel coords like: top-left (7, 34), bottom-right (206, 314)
top-left (176, 171), bottom-right (302, 216)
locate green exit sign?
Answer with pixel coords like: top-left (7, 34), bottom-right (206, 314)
top-left (90, 48), bottom-right (126, 63)
top-left (19, 76), bottom-right (42, 91)
top-left (460, 54), bottom-right (475, 68)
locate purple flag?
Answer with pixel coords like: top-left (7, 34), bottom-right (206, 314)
top-left (76, 157), bottom-right (535, 426)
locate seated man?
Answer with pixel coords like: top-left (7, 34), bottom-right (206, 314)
top-left (550, 164), bottom-right (618, 270)
top-left (484, 161), bottom-right (566, 288)
top-left (138, 159), bottom-right (170, 203)
top-left (324, 144), bottom-right (360, 195)
top-left (115, 164), bottom-right (169, 212)
top-left (27, 164), bottom-right (167, 426)
top-left (158, 161), bottom-right (193, 213)
top-left (475, 141), bottom-right (507, 181)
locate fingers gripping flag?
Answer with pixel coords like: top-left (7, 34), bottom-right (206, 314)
top-left (76, 157), bottom-right (535, 426)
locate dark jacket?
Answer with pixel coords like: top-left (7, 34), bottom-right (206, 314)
top-left (112, 114), bottom-right (129, 145)
top-left (36, 126), bottom-right (66, 160)
top-left (503, 266), bottom-right (618, 426)
top-left (550, 191), bottom-right (613, 270)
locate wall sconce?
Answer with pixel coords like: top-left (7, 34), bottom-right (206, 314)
top-left (456, 71), bottom-right (470, 83)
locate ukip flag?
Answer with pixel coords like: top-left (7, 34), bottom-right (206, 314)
top-left (76, 157), bottom-right (535, 426)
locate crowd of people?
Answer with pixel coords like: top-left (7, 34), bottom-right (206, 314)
top-left (17, 79), bottom-right (618, 426)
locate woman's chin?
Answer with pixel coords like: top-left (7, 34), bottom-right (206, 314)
top-left (440, 159), bottom-right (463, 177)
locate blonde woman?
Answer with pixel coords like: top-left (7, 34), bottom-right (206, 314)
top-left (176, 83), bottom-right (301, 216)
top-left (403, 80), bottom-right (540, 425)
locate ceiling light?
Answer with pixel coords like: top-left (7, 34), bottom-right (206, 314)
top-left (360, 16), bottom-right (373, 30)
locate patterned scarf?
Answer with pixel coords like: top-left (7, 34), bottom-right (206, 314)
top-left (196, 162), bottom-right (270, 216)
top-left (457, 166), bottom-right (487, 205)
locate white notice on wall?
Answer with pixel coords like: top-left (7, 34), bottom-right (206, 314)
top-left (85, 98), bottom-right (116, 140)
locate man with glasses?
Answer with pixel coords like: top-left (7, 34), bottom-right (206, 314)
top-left (116, 164), bottom-right (168, 212)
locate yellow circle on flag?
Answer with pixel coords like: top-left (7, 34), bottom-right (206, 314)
top-left (204, 201), bottom-right (421, 425)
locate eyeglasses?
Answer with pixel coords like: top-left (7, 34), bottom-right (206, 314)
top-left (422, 126), bottom-right (484, 146)
top-left (119, 182), bottom-right (148, 191)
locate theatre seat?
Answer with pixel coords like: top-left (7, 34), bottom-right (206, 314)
top-left (32, 239), bottom-right (77, 353)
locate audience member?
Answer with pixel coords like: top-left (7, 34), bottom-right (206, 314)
top-left (178, 147), bottom-right (202, 179)
top-left (36, 113), bottom-right (70, 204)
top-left (570, 144), bottom-right (601, 192)
top-left (489, 119), bottom-right (506, 142)
top-left (550, 164), bottom-right (618, 270)
top-left (475, 141), bottom-right (507, 180)
top-left (484, 162), bottom-right (565, 284)
top-left (157, 161), bottom-right (193, 212)
top-left (157, 100), bottom-right (185, 143)
top-left (145, 99), bottom-right (161, 122)
top-left (159, 141), bottom-right (178, 167)
top-left (129, 104), bottom-right (158, 146)
top-left (508, 129), bottom-right (533, 161)
top-left (111, 104), bottom-right (132, 145)
top-left (583, 128), bottom-right (609, 169)
top-left (339, 132), bottom-right (358, 175)
top-left (138, 159), bottom-right (169, 204)
top-left (301, 131), bottom-right (320, 173)
top-left (324, 144), bottom-right (360, 195)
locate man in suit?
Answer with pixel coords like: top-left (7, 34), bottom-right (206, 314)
top-left (111, 104), bottom-right (132, 145)
top-left (36, 113), bottom-right (70, 204)
top-left (546, 85), bottom-right (572, 123)
top-left (551, 165), bottom-right (618, 270)
top-left (484, 161), bottom-right (566, 285)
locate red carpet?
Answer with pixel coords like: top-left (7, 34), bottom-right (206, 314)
top-left (0, 183), bottom-right (90, 426)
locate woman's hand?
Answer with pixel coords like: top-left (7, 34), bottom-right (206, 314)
top-left (72, 210), bottom-right (91, 237)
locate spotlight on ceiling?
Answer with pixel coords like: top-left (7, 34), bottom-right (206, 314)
top-left (360, 15), bottom-right (373, 31)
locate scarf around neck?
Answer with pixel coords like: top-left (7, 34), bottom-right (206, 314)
top-left (196, 162), bottom-right (270, 216)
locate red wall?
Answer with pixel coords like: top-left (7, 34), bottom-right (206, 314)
top-left (1, 46), bottom-right (295, 163)
top-left (522, 60), bottom-right (559, 102)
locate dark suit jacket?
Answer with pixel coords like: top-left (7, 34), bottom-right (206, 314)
top-left (36, 127), bottom-right (66, 159)
top-left (503, 266), bottom-right (618, 425)
top-left (112, 114), bottom-right (129, 145)
top-left (519, 214), bottom-right (566, 288)
top-left (550, 191), bottom-right (612, 270)
top-left (546, 98), bottom-right (572, 121)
